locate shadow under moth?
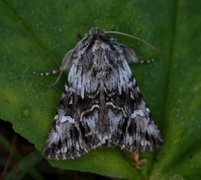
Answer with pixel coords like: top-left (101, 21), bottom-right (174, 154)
top-left (42, 27), bottom-right (163, 162)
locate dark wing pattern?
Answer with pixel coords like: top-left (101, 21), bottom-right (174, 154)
top-left (43, 28), bottom-right (163, 160)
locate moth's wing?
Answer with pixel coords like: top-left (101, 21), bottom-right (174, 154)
top-left (108, 79), bottom-right (163, 152)
top-left (43, 84), bottom-right (102, 160)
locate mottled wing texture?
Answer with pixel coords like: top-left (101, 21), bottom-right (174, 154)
top-left (43, 28), bottom-right (163, 160)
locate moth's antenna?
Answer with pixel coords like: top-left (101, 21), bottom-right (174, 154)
top-left (105, 30), bottom-right (159, 52)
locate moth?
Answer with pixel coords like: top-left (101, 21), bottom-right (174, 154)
top-left (43, 27), bottom-right (163, 160)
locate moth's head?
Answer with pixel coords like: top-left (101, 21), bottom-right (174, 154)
top-left (88, 27), bottom-right (106, 39)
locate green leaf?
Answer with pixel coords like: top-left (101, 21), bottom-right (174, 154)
top-left (0, 0), bottom-right (200, 179)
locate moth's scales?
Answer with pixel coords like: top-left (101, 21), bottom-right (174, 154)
top-left (43, 28), bottom-right (163, 160)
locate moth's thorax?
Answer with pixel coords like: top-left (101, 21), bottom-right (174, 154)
top-left (90, 40), bottom-right (113, 70)
top-left (91, 39), bottom-right (109, 52)
top-left (68, 41), bottom-right (133, 99)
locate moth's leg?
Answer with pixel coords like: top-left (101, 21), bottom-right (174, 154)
top-left (33, 68), bottom-right (63, 88)
top-left (33, 49), bottom-right (73, 87)
top-left (136, 57), bottom-right (155, 64)
top-left (131, 152), bottom-right (147, 168)
top-left (123, 47), bottom-right (156, 64)
top-left (33, 69), bottom-right (60, 76)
